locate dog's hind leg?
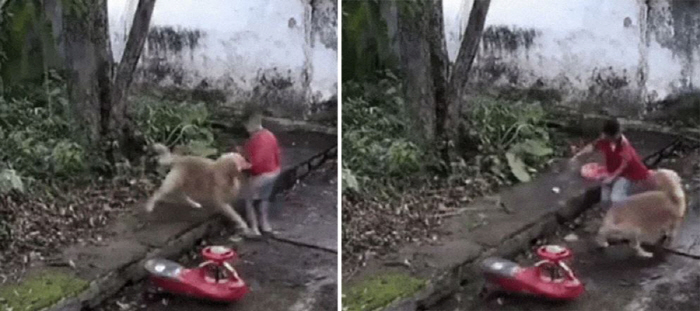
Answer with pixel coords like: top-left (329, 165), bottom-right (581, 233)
top-left (629, 230), bottom-right (654, 258)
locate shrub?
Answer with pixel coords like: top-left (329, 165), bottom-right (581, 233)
top-left (459, 95), bottom-right (554, 183)
top-left (130, 95), bottom-right (217, 157)
top-left (342, 71), bottom-right (422, 193)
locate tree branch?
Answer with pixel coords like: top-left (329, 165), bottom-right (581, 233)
top-left (110, 0), bottom-right (156, 131)
top-left (448, 0), bottom-right (491, 99)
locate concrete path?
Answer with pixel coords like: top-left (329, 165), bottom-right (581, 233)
top-left (94, 160), bottom-right (338, 311)
top-left (431, 143), bottom-right (700, 311)
top-left (342, 130), bottom-right (694, 311)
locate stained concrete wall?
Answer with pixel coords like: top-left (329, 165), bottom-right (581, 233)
top-left (444, 0), bottom-right (700, 117)
top-left (108, 0), bottom-right (337, 118)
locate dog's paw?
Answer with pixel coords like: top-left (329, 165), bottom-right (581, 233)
top-left (637, 249), bottom-right (654, 258)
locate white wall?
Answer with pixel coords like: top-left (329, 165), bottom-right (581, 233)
top-left (108, 0), bottom-right (337, 114)
top-left (444, 0), bottom-right (700, 114)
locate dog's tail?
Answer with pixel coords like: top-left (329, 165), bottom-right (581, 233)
top-left (153, 143), bottom-right (175, 166)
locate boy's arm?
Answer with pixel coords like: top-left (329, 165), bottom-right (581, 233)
top-left (571, 143), bottom-right (595, 162)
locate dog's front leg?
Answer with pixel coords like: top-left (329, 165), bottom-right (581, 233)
top-left (595, 226), bottom-right (611, 248)
top-left (216, 202), bottom-right (252, 234)
top-left (183, 195), bottom-right (203, 209)
top-left (630, 230), bottom-right (654, 258)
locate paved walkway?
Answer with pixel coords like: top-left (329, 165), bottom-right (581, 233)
top-left (432, 141), bottom-right (700, 311)
top-left (343, 130), bottom-right (694, 311)
top-left (96, 160), bottom-right (338, 311)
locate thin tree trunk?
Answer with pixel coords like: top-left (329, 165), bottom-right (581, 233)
top-left (109, 0), bottom-right (157, 137)
top-left (449, 0), bottom-right (491, 105)
top-left (425, 0), bottom-right (450, 169)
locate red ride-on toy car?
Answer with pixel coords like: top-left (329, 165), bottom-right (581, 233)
top-left (144, 245), bottom-right (249, 303)
top-left (479, 245), bottom-right (585, 301)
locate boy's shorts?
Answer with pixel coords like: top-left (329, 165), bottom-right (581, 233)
top-left (243, 171), bottom-right (280, 201)
top-left (601, 177), bottom-right (631, 203)
top-left (601, 175), bottom-right (655, 204)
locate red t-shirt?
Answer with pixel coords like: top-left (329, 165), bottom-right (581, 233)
top-left (243, 129), bottom-right (281, 176)
top-left (594, 136), bottom-right (649, 181)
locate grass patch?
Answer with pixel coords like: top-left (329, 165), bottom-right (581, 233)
top-left (342, 273), bottom-right (426, 311)
top-left (0, 270), bottom-right (89, 311)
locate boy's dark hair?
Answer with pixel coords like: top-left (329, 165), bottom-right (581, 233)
top-left (602, 118), bottom-right (621, 137)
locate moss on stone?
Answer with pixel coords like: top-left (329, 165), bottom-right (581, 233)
top-left (0, 270), bottom-right (89, 311)
top-left (343, 273), bottom-right (426, 311)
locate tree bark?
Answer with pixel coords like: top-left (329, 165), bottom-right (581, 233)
top-left (425, 0), bottom-right (450, 169)
top-left (109, 0), bottom-right (157, 138)
top-left (60, 0), bottom-right (112, 144)
top-left (57, 0), bottom-right (156, 164)
top-left (449, 0), bottom-right (491, 107)
top-left (396, 1), bottom-right (435, 144)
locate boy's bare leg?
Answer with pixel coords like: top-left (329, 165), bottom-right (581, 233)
top-left (245, 199), bottom-right (262, 236)
top-left (259, 200), bottom-right (273, 233)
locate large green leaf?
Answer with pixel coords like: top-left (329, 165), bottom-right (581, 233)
top-left (0, 168), bottom-right (24, 193)
top-left (517, 139), bottom-right (553, 157)
top-left (187, 140), bottom-right (218, 158)
top-left (342, 167), bottom-right (360, 192)
top-left (506, 152), bottom-right (531, 182)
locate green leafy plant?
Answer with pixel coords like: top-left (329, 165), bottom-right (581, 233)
top-left (342, 71), bottom-right (423, 193)
top-left (131, 96), bottom-right (217, 157)
top-left (461, 95), bottom-right (554, 183)
top-left (0, 72), bottom-right (88, 186)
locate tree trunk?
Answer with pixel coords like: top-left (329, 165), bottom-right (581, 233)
top-left (110, 0), bottom-right (157, 138)
top-left (425, 0), bottom-right (450, 169)
top-left (58, 0), bottom-right (155, 164)
top-left (395, 1), bottom-right (435, 144)
top-left (60, 0), bottom-right (112, 144)
top-left (448, 0), bottom-right (491, 110)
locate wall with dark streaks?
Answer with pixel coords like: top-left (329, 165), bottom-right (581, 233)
top-left (444, 0), bottom-right (700, 118)
top-left (108, 0), bottom-right (337, 119)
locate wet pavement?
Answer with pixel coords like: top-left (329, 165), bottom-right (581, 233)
top-left (430, 148), bottom-right (700, 311)
top-left (94, 160), bottom-right (338, 311)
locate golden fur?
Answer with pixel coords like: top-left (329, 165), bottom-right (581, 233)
top-left (595, 168), bottom-right (687, 258)
top-left (145, 143), bottom-right (252, 231)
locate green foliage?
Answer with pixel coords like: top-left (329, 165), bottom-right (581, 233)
top-left (459, 95), bottom-right (554, 183)
top-left (131, 96), bottom-right (217, 157)
top-left (343, 273), bottom-right (426, 311)
top-left (342, 0), bottom-right (397, 82)
top-left (342, 71), bottom-right (422, 193)
top-left (0, 72), bottom-right (88, 186)
top-left (0, 70), bottom-right (218, 193)
top-left (0, 0), bottom-right (60, 88)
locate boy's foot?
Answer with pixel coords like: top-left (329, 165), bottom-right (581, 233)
top-left (261, 227), bottom-right (278, 237)
top-left (236, 227), bottom-right (262, 239)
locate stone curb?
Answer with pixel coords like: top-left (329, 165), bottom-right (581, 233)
top-left (381, 185), bottom-right (602, 311)
top-left (44, 144), bottom-right (337, 311)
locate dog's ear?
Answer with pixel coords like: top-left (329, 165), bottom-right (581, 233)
top-left (237, 157), bottom-right (252, 171)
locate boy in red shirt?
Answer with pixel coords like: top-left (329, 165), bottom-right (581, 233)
top-left (570, 118), bottom-right (652, 205)
top-left (239, 112), bottom-right (281, 237)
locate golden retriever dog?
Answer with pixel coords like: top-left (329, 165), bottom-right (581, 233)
top-left (595, 168), bottom-right (687, 258)
top-left (145, 143), bottom-right (253, 233)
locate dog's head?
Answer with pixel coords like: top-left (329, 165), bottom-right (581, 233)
top-left (215, 152), bottom-right (252, 185)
